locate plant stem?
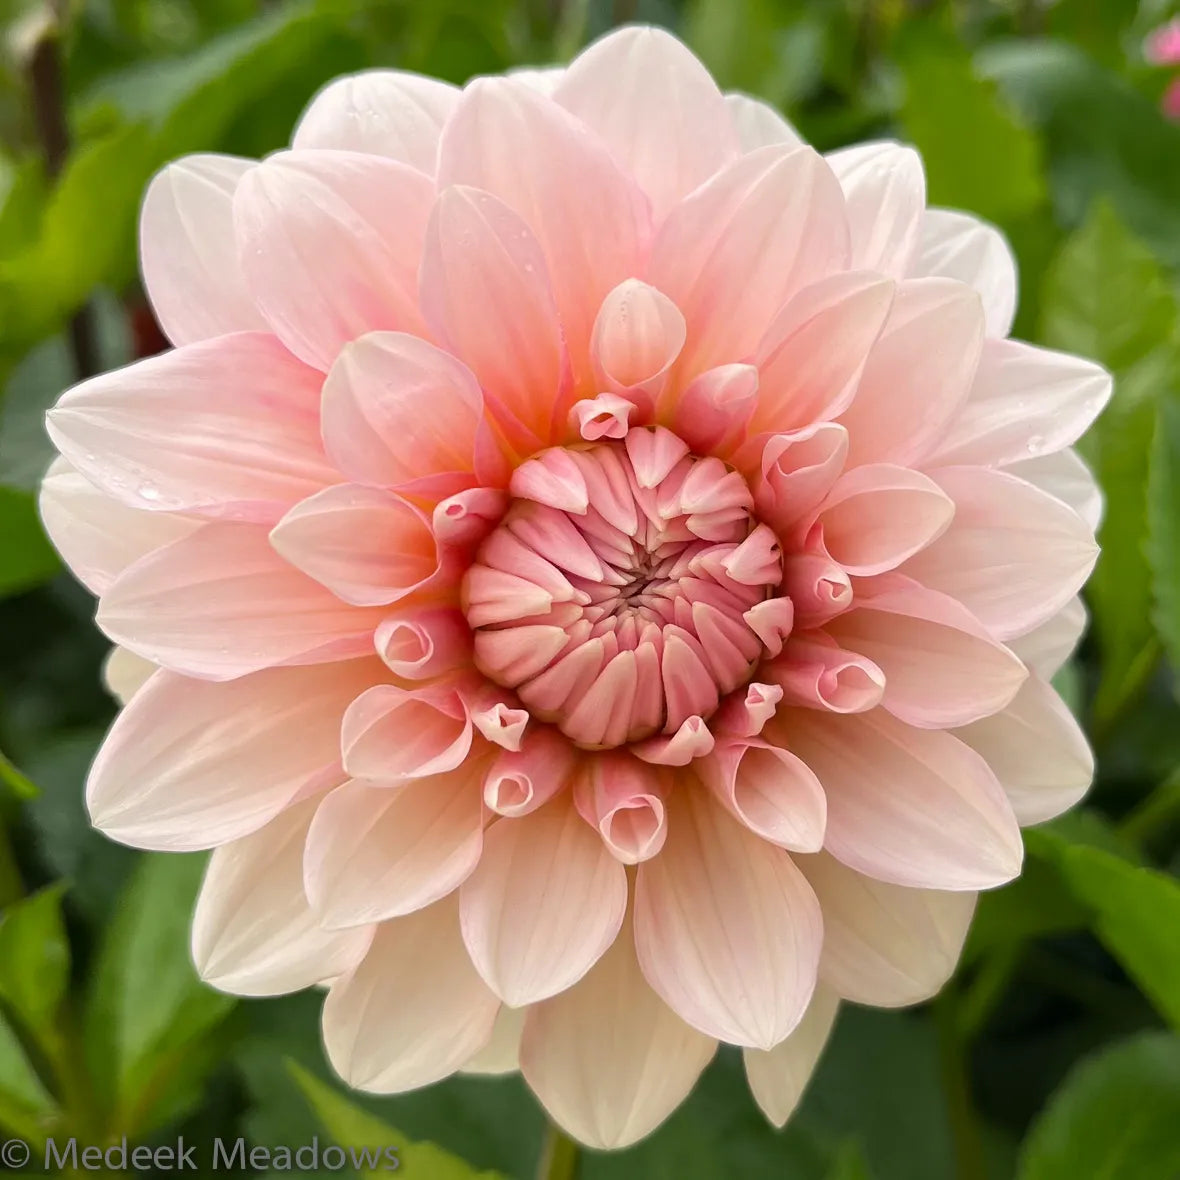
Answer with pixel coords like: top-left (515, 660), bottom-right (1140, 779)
top-left (536, 1121), bottom-right (581, 1180)
top-left (934, 989), bottom-right (987, 1180)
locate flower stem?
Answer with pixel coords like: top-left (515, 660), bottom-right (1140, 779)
top-left (935, 988), bottom-right (987, 1180)
top-left (536, 1121), bottom-right (581, 1180)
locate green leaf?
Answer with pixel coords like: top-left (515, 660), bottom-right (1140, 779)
top-left (897, 24), bottom-right (1045, 226)
top-left (0, 486), bottom-right (60, 595)
top-left (825, 1141), bottom-right (872, 1180)
top-left (1147, 396), bottom-right (1180, 680)
top-left (1040, 201), bottom-right (1179, 724)
top-left (0, 749), bottom-right (38, 802)
top-left (1017, 1032), bottom-right (1180, 1180)
top-left (287, 1061), bottom-right (505, 1180)
top-left (1027, 828), bottom-right (1180, 1030)
top-left (85, 852), bottom-right (236, 1135)
top-left (0, 1009), bottom-right (57, 1144)
top-left (0, 884), bottom-right (70, 1034)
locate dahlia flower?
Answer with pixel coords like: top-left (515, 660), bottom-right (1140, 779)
top-left (40, 26), bottom-right (1108, 1149)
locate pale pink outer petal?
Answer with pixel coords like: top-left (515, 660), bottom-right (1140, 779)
top-left (419, 185), bottom-right (564, 444)
top-left (46, 333), bottom-right (333, 522)
top-left (85, 660), bottom-right (380, 851)
top-left (1004, 447), bottom-right (1103, 532)
top-left (304, 772), bottom-right (484, 929)
top-left (645, 145), bottom-right (850, 379)
top-left (139, 154), bottom-right (267, 345)
top-left (461, 1005), bottom-right (527, 1076)
top-left (38, 458), bottom-right (197, 595)
top-left (96, 522), bottom-right (387, 679)
top-left (322, 895), bottom-right (500, 1093)
top-left (796, 851), bottom-right (976, 1007)
top-left (591, 279), bottom-right (687, 397)
top-left (955, 674), bottom-right (1094, 825)
top-left (192, 796), bottom-right (374, 997)
top-left (102, 646), bottom-right (156, 705)
top-left (554, 26), bottom-right (739, 221)
top-left (782, 707), bottom-right (1024, 890)
top-left (748, 272), bottom-right (895, 437)
top-left (234, 150), bottom-right (433, 370)
top-left (825, 142), bottom-right (926, 277)
top-left (826, 576), bottom-right (1027, 728)
top-left (520, 911), bottom-right (718, 1150)
top-left (438, 78), bottom-right (650, 385)
top-left (838, 278), bottom-right (985, 467)
top-left (901, 466), bottom-right (1099, 640)
top-left (634, 790), bottom-right (822, 1050)
top-left (320, 331), bottom-right (487, 489)
top-left (509, 66), bottom-right (564, 94)
top-left (1007, 596), bottom-right (1087, 679)
top-left (459, 797), bottom-right (628, 1007)
top-left (743, 985), bottom-right (839, 1128)
top-left (293, 70), bottom-right (459, 172)
top-left (270, 484), bottom-right (439, 607)
top-left (926, 339), bottom-right (1113, 468)
top-left (724, 93), bottom-right (804, 151)
top-left (910, 208), bottom-right (1017, 338)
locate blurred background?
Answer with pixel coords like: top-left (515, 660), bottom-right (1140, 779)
top-left (1, 0), bottom-right (1179, 1177)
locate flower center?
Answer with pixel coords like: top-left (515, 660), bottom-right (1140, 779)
top-left (461, 428), bottom-right (790, 749)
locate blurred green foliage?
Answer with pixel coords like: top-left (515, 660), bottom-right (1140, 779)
top-left (0, 0), bottom-right (1179, 1177)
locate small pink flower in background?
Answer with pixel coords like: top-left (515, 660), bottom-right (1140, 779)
top-left (1145, 17), bottom-right (1180, 119)
top-left (40, 26), bottom-right (1109, 1150)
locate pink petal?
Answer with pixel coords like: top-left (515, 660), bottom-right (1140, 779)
top-left (322, 895), bottom-right (500, 1093)
top-left (784, 707), bottom-right (1023, 890)
top-left (573, 753), bottom-right (669, 862)
top-left (483, 726), bottom-right (577, 817)
top-left (235, 149), bottom-right (433, 370)
top-left (438, 79), bottom-right (650, 385)
top-left (765, 635), bottom-right (885, 714)
top-left (39, 458), bottom-right (197, 595)
top-left (645, 145), bottom-right (850, 378)
top-left (911, 209), bottom-right (1017, 337)
top-left (1005, 447), bottom-right (1103, 531)
top-left (521, 910), bottom-right (717, 1149)
top-left (102, 646), bottom-right (155, 705)
top-left (321, 331), bottom-right (492, 491)
top-left (1008, 596), bottom-right (1087, 679)
top-left (192, 796), bottom-right (373, 996)
top-left (699, 738), bottom-right (827, 851)
top-left (956, 674), bottom-right (1093, 825)
top-left (139, 154), bottom-right (265, 346)
top-left (725, 93), bottom-right (804, 152)
top-left (293, 70), bottom-right (459, 172)
top-left (554, 26), bottom-right (739, 221)
top-left (461, 1005), bottom-right (526, 1076)
top-left (305, 771), bottom-right (483, 928)
top-left (928, 338), bottom-right (1112, 467)
top-left (743, 985), bottom-right (839, 1127)
top-left (838, 278), bottom-right (985, 467)
top-left (826, 142), bottom-right (925, 277)
top-left (827, 575), bottom-right (1027, 727)
top-left (901, 466), bottom-right (1098, 639)
top-left (459, 796), bottom-right (628, 1006)
top-left (748, 271), bottom-right (894, 437)
top-left (419, 185), bottom-right (564, 445)
top-left (813, 464), bottom-right (955, 576)
top-left (375, 607), bottom-right (471, 679)
top-left (86, 660), bottom-right (378, 850)
top-left (753, 424), bottom-right (849, 532)
top-left (779, 545), bottom-right (853, 630)
top-left (270, 484), bottom-right (440, 607)
top-left (97, 522), bottom-right (386, 679)
top-left (797, 851), bottom-right (976, 1006)
top-left (341, 682), bottom-right (472, 782)
top-left (671, 364), bottom-right (759, 456)
top-left (591, 280), bottom-right (686, 399)
top-left (47, 333), bottom-right (332, 522)
top-left (634, 789), bottom-right (822, 1049)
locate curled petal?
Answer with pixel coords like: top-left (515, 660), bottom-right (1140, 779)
top-left (753, 424), bottom-right (849, 533)
top-left (574, 753), bottom-right (669, 862)
top-left (471, 700), bottom-right (530, 751)
top-left (341, 682), bottom-right (472, 782)
top-left (671, 364), bottom-right (759, 456)
top-left (742, 597), bottom-right (796, 657)
top-left (460, 796), bottom-right (628, 1006)
top-left (779, 547), bottom-right (853, 630)
top-left (483, 726), bottom-right (577, 817)
top-left (293, 70), bottom-right (459, 172)
top-left (699, 738), bottom-right (826, 851)
top-left (765, 635), bottom-right (885, 714)
top-left (305, 770), bottom-right (484, 928)
top-left (322, 896), bottom-right (500, 1093)
top-left (712, 681), bottom-right (784, 738)
top-left (270, 484), bottom-right (441, 607)
top-left (591, 279), bottom-right (686, 402)
top-left (570, 393), bottom-right (639, 442)
top-left (632, 716), bottom-right (715, 768)
top-left (797, 851), bottom-right (976, 1007)
top-left (192, 797), bottom-right (373, 997)
top-left (432, 487), bottom-right (509, 550)
top-left (375, 607), bottom-right (471, 679)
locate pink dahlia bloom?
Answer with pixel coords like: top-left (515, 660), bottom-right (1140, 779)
top-left (41, 26), bottom-right (1108, 1148)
